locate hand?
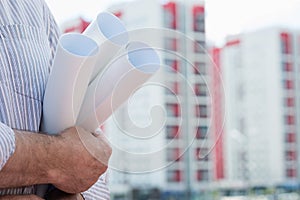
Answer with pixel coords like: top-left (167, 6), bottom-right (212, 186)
top-left (0, 127), bottom-right (110, 193)
top-left (0, 195), bottom-right (43, 200)
top-left (46, 188), bottom-right (83, 200)
top-left (48, 126), bottom-right (112, 193)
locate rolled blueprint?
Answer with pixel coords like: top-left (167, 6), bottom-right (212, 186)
top-left (77, 42), bottom-right (161, 132)
top-left (42, 33), bottom-right (99, 134)
top-left (83, 12), bottom-right (129, 84)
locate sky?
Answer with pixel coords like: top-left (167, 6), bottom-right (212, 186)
top-left (45, 0), bottom-right (300, 45)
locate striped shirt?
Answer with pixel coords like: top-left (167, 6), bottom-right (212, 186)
top-left (0, 0), bottom-right (109, 199)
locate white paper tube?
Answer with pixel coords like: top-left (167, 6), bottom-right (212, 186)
top-left (42, 33), bottom-right (99, 134)
top-left (83, 12), bottom-right (129, 84)
top-left (77, 42), bottom-right (161, 132)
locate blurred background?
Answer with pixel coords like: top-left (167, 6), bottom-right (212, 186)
top-left (45, 0), bottom-right (300, 199)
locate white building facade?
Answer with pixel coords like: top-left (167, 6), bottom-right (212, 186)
top-left (106, 0), bottom-right (211, 199)
top-left (212, 28), bottom-right (300, 192)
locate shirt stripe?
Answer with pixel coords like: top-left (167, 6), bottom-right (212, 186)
top-left (82, 174), bottom-right (110, 200)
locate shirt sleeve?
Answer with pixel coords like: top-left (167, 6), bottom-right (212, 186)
top-left (0, 122), bottom-right (15, 171)
top-left (81, 173), bottom-right (110, 200)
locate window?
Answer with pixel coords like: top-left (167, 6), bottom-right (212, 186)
top-left (167, 148), bottom-right (182, 162)
top-left (282, 62), bottom-right (293, 72)
top-left (194, 83), bottom-right (207, 96)
top-left (285, 115), bottom-right (295, 125)
top-left (163, 2), bottom-right (177, 29)
top-left (286, 151), bottom-right (297, 161)
top-left (165, 59), bottom-right (179, 72)
top-left (195, 147), bottom-right (201, 159)
top-left (197, 169), bottom-right (209, 181)
top-left (195, 147), bottom-right (209, 161)
top-left (164, 38), bottom-right (178, 51)
top-left (165, 82), bottom-right (179, 95)
top-left (284, 80), bottom-right (294, 89)
top-left (166, 125), bottom-right (180, 139)
top-left (286, 97), bottom-right (295, 107)
top-left (286, 133), bottom-right (296, 143)
top-left (166, 103), bottom-right (181, 117)
top-left (286, 168), bottom-right (297, 178)
top-left (281, 32), bottom-right (292, 54)
top-left (194, 40), bottom-right (205, 53)
top-left (193, 6), bottom-right (205, 32)
top-left (167, 170), bottom-right (182, 182)
top-left (194, 62), bottom-right (206, 75)
top-left (196, 126), bottom-right (208, 139)
top-left (195, 105), bottom-right (208, 118)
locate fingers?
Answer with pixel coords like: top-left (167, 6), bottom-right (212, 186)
top-left (74, 126), bottom-right (112, 166)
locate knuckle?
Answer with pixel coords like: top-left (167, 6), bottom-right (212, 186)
top-left (70, 126), bottom-right (78, 131)
top-left (101, 163), bottom-right (108, 170)
top-left (96, 164), bottom-right (108, 173)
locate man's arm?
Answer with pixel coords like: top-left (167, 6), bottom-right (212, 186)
top-left (0, 127), bottom-right (111, 193)
top-left (0, 131), bottom-right (54, 188)
top-left (0, 195), bottom-right (43, 200)
top-left (0, 124), bottom-right (15, 171)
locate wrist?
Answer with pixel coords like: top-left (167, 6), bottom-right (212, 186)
top-left (30, 132), bottom-right (58, 184)
top-left (43, 134), bottom-right (65, 184)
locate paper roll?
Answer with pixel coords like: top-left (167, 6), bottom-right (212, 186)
top-left (42, 33), bottom-right (99, 134)
top-left (77, 42), bottom-right (161, 132)
top-left (83, 12), bottom-right (129, 84)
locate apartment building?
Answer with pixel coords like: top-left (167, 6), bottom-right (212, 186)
top-left (211, 28), bottom-right (300, 193)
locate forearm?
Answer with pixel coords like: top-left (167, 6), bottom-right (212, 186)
top-left (0, 195), bottom-right (43, 200)
top-left (0, 131), bottom-right (56, 188)
top-left (0, 126), bottom-right (111, 194)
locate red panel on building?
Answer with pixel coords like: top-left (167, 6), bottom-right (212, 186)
top-left (287, 168), bottom-right (297, 178)
top-left (194, 84), bottom-right (201, 96)
top-left (166, 103), bottom-right (181, 117)
top-left (195, 147), bottom-right (201, 159)
top-left (172, 60), bottom-right (179, 72)
top-left (287, 151), bottom-right (297, 161)
top-left (174, 148), bottom-right (181, 162)
top-left (193, 5), bottom-right (205, 32)
top-left (285, 80), bottom-right (294, 89)
top-left (173, 104), bottom-right (180, 116)
top-left (113, 11), bottom-right (123, 18)
top-left (174, 170), bottom-right (182, 182)
top-left (281, 32), bottom-right (292, 54)
top-left (284, 63), bottom-right (293, 72)
top-left (168, 125), bottom-right (180, 139)
top-left (64, 17), bottom-right (91, 33)
top-left (286, 115), bottom-right (295, 125)
top-left (197, 170), bottom-right (202, 181)
top-left (286, 97), bottom-right (295, 107)
top-left (225, 39), bottom-right (240, 47)
top-left (163, 2), bottom-right (177, 29)
top-left (195, 105), bottom-right (207, 118)
top-left (211, 47), bottom-right (225, 180)
top-left (287, 133), bottom-right (296, 143)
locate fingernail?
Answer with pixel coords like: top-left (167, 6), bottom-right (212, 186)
top-left (92, 128), bottom-right (103, 137)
